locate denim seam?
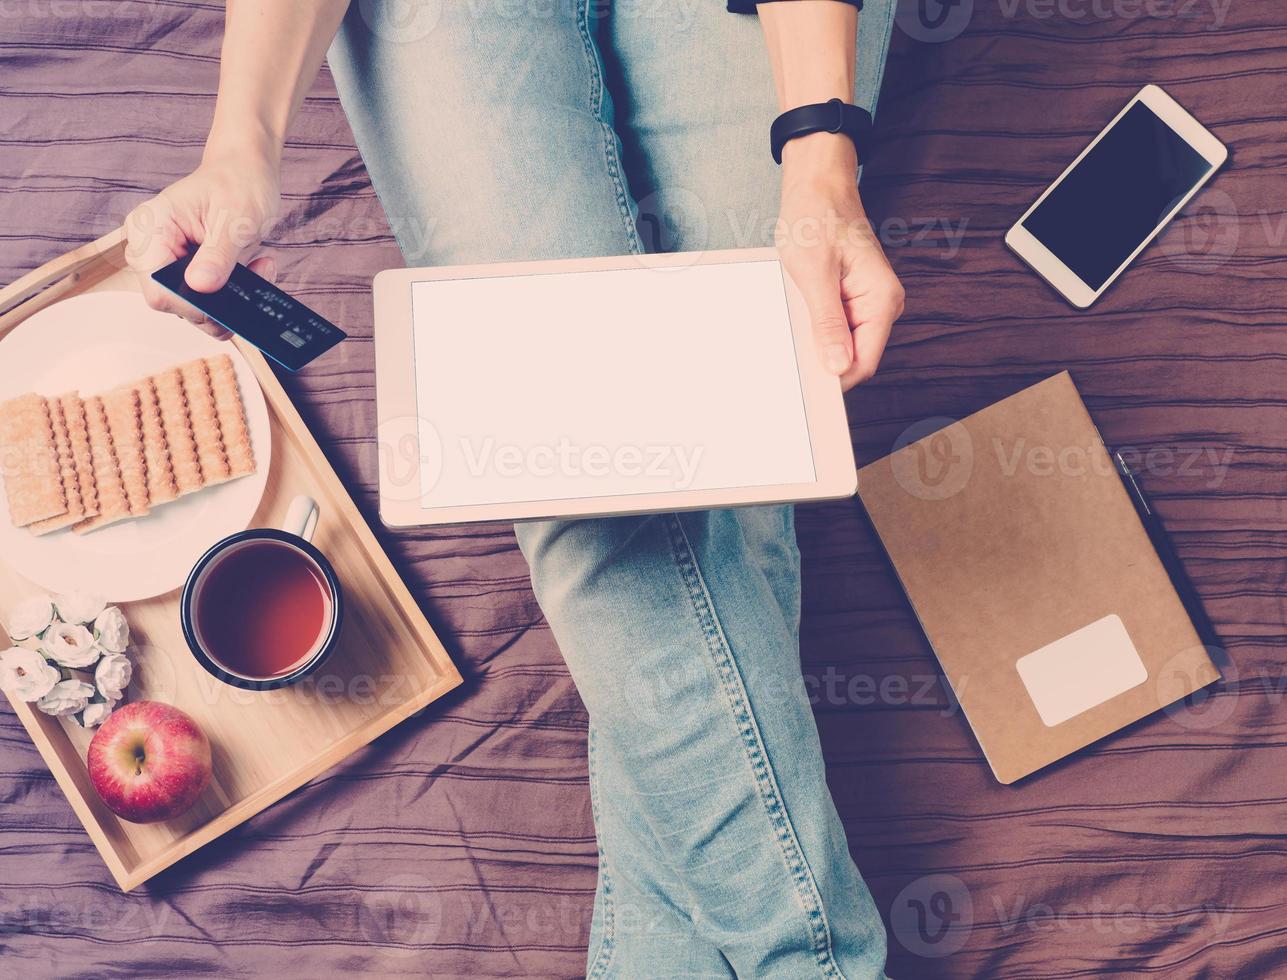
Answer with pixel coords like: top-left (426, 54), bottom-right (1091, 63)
top-left (586, 729), bottom-right (617, 978)
top-left (572, 0), bottom-right (646, 257)
top-left (664, 514), bottom-right (846, 980)
top-left (865, 0), bottom-right (896, 120)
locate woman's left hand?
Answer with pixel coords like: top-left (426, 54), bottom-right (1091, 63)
top-left (776, 133), bottom-right (904, 391)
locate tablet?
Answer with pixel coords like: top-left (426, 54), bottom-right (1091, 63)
top-left (373, 248), bottom-right (856, 527)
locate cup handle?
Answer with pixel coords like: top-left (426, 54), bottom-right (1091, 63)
top-left (283, 495), bottom-right (320, 543)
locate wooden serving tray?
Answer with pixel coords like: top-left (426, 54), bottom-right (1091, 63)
top-left (0, 229), bottom-right (462, 891)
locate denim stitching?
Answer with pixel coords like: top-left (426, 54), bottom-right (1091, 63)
top-left (572, 0), bottom-right (646, 257)
top-left (866, 0), bottom-right (896, 120)
top-left (586, 728), bottom-right (617, 978)
top-left (569, 3), bottom-right (670, 974)
top-left (664, 514), bottom-right (846, 980)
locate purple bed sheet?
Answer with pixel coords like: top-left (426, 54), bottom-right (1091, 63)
top-left (2, 2), bottom-right (1286, 977)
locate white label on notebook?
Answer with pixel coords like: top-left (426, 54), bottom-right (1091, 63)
top-left (1015, 614), bottom-right (1148, 727)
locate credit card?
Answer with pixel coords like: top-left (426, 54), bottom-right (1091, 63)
top-left (151, 255), bottom-right (346, 372)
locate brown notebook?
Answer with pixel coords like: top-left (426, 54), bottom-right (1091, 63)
top-left (857, 372), bottom-right (1220, 783)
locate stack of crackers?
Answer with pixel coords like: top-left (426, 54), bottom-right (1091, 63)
top-left (0, 355), bottom-right (256, 536)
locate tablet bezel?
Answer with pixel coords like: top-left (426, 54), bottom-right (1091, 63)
top-left (373, 247), bottom-right (856, 527)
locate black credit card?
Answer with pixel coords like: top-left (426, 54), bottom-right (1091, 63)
top-left (152, 255), bottom-right (346, 372)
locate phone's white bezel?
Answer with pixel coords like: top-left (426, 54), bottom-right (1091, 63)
top-left (372, 247), bottom-right (857, 528)
top-left (1005, 84), bottom-right (1228, 308)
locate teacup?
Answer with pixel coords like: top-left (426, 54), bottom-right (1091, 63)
top-left (180, 495), bottom-right (343, 690)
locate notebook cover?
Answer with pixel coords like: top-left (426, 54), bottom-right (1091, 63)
top-left (857, 372), bottom-right (1220, 783)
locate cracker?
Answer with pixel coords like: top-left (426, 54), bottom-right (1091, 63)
top-left (0, 393), bottom-right (66, 527)
top-left (61, 393), bottom-right (99, 520)
top-left (179, 358), bottom-right (231, 486)
top-left (206, 355), bottom-right (255, 479)
top-left (154, 368), bottom-right (203, 494)
top-left (136, 378), bottom-right (178, 505)
top-left (102, 387), bottom-right (149, 517)
top-left (73, 396), bottom-right (131, 534)
top-left (28, 396), bottom-right (86, 535)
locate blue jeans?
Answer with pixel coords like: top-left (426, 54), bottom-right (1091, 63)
top-left (330, 2), bottom-right (895, 976)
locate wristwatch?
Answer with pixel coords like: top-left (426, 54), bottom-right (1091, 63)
top-left (770, 98), bottom-right (873, 166)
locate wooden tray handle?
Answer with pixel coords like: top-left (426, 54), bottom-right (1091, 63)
top-left (0, 226), bottom-right (129, 335)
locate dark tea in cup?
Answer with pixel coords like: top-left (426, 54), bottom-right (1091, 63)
top-left (181, 495), bottom-right (343, 690)
top-left (194, 540), bottom-right (332, 679)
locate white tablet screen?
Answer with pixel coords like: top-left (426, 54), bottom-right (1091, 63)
top-left (410, 259), bottom-right (816, 509)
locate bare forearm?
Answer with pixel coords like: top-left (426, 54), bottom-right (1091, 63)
top-left (206, 0), bottom-right (350, 163)
top-left (761, 2), bottom-right (902, 388)
top-left (759, 1), bottom-right (860, 187)
top-left (127, 0), bottom-right (348, 308)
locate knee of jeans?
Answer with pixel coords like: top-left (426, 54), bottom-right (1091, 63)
top-left (514, 515), bottom-right (657, 626)
top-left (515, 517), bottom-right (603, 597)
top-left (514, 515), bottom-right (696, 718)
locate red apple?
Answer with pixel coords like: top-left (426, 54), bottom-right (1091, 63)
top-left (87, 701), bottom-right (212, 824)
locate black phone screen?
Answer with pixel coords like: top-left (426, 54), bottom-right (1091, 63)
top-left (1022, 102), bottom-right (1214, 291)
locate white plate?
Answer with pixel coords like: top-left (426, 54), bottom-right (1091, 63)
top-left (0, 291), bottom-right (272, 600)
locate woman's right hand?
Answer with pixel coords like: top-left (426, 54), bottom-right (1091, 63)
top-left (125, 148), bottom-right (281, 338)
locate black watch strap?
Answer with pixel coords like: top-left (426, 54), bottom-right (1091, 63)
top-left (771, 98), bottom-right (873, 166)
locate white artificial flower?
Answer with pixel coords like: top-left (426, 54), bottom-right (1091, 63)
top-left (78, 699), bottom-right (117, 728)
top-left (36, 679), bottom-right (94, 718)
top-left (94, 653), bottom-right (133, 702)
top-left (93, 606), bottom-right (130, 655)
top-left (0, 647), bottom-right (61, 702)
top-left (54, 593), bottom-right (106, 626)
top-left (8, 596), bottom-right (53, 640)
top-left (41, 622), bottom-right (99, 669)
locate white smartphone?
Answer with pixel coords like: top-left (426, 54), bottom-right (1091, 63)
top-left (1006, 84), bottom-right (1228, 308)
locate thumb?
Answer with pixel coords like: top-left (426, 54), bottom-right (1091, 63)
top-left (797, 270), bottom-right (853, 376)
top-left (185, 216), bottom-right (244, 293)
top-left (246, 254), bottom-right (277, 283)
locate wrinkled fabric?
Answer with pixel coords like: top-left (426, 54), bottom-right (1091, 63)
top-left (1, 2), bottom-right (1285, 979)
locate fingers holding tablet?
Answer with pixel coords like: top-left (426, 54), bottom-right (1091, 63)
top-left (777, 200), bottom-right (904, 390)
